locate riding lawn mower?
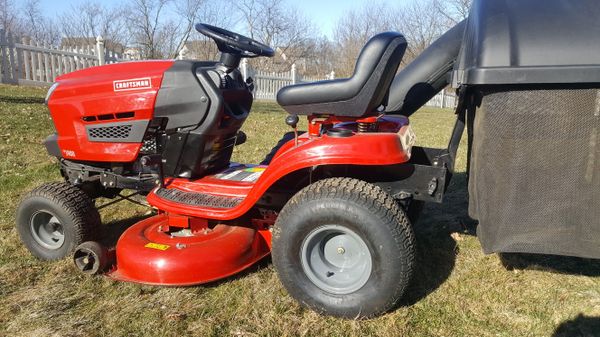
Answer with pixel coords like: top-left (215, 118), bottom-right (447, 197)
top-left (15, 0), bottom-right (600, 318)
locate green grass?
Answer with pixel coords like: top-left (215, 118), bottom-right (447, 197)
top-left (0, 84), bottom-right (598, 337)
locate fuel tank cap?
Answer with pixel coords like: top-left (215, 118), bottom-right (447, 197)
top-left (326, 128), bottom-right (353, 138)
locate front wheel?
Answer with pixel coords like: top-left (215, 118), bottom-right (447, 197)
top-left (16, 182), bottom-right (101, 260)
top-left (272, 178), bottom-right (416, 318)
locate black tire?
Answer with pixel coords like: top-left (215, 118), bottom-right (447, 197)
top-left (272, 178), bottom-right (416, 318)
top-left (16, 182), bottom-right (101, 260)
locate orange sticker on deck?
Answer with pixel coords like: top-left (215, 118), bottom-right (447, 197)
top-left (144, 242), bottom-right (170, 251)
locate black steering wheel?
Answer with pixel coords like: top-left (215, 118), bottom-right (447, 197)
top-left (195, 23), bottom-right (275, 58)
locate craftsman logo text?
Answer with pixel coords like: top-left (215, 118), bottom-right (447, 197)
top-left (113, 78), bottom-right (152, 92)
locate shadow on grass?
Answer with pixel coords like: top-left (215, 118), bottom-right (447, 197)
top-left (400, 171), bottom-right (600, 308)
top-left (552, 314), bottom-right (600, 337)
top-left (0, 95), bottom-right (45, 104)
top-left (202, 255), bottom-right (274, 289)
top-left (99, 214), bottom-right (152, 248)
top-left (499, 253), bottom-right (600, 277)
top-left (399, 173), bottom-right (471, 307)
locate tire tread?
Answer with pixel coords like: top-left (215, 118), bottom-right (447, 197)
top-left (273, 177), bottom-right (416, 318)
top-left (18, 182), bottom-right (101, 260)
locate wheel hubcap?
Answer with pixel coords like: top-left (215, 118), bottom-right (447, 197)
top-left (73, 249), bottom-right (99, 274)
top-left (300, 225), bottom-right (372, 295)
top-left (30, 211), bottom-right (64, 250)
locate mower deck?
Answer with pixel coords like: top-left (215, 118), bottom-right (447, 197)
top-left (108, 213), bottom-right (271, 286)
top-left (106, 163), bottom-right (273, 286)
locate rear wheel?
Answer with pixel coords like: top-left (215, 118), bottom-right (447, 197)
top-left (272, 178), bottom-right (416, 318)
top-left (16, 182), bottom-right (101, 260)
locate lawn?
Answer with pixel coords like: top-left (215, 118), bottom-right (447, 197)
top-left (0, 84), bottom-right (598, 337)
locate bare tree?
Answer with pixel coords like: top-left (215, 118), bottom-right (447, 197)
top-left (0, 0), bottom-right (19, 32)
top-left (124, 0), bottom-right (172, 59)
top-left (235, 0), bottom-right (261, 40)
top-left (396, 0), bottom-right (447, 62)
top-left (125, 0), bottom-right (223, 59)
top-left (184, 1), bottom-right (236, 60)
top-left (1, 0), bottom-right (465, 69)
top-left (59, 2), bottom-right (129, 51)
top-left (157, 18), bottom-right (183, 57)
top-left (434, 0), bottom-right (471, 27)
top-left (332, 3), bottom-right (396, 76)
top-left (20, 0), bottom-right (60, 44)
top-left (235, 0), bottom-right (316, 71)
top-left (170, 0), bottom-right (211, 58)
top-left (331, 0), bottom-right (448, 76)
top-left (302, 36), bottom-right (335, 76)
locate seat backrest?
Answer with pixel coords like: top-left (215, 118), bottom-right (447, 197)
top-left (277, 32), bottom-right (407, 117)
top-left (354, 32), bottom-right (408, 113)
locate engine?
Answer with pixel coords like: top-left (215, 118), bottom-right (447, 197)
top-left (44, 60), bottom-right (253, 192)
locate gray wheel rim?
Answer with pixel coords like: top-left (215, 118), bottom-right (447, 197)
top-left (29, 210), bottom-right (64, 250)
top-left (300, 225), bottom-right (372, 295)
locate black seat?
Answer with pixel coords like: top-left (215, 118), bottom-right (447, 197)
top-left (277, 32), bottom-right (407, 117)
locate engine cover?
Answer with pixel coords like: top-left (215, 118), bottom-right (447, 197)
top-left (48, 61), bottom-right (175, 162)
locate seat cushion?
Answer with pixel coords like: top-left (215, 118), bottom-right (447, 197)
top-left (277, 32), bottom-right (407, 117)
top-left (277, 78), bottom-right (354, 107)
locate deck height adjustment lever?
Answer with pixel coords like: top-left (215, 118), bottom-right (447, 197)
top-left (285, 114), bottom-right (300, 146)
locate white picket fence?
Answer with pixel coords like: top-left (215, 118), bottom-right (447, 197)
top-left (427, 90), bottom-right (458, 109)
top-left (0, 29), bottom-right (134, 86)
top-left (0, 29), bottom-right (457, 109)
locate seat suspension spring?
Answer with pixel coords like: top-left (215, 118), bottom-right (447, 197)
top-left (357, 121), bottom-right (377, 133)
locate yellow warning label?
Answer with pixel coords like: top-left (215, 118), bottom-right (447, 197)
top-left (144, 242), bottom-right (170, 251)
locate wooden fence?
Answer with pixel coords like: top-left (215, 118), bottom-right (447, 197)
top-left (0, 29), bottom-right (134, 86)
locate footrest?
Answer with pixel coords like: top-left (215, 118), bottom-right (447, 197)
top-left (155, 188), bottom-right (243, 209)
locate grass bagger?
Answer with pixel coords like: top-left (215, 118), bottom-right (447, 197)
top-left (16, 0), bottom-right (600, 318)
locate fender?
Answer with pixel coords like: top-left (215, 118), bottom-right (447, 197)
top-left (147, 129), bottom-right (412, 220)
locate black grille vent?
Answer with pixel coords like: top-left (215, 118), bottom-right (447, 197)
top-left (88, 125), bottom-right (132, 139)
top-left (155, 188), bottom-right (243, 209)
top-left (140, 138), bottom-right (157, 153)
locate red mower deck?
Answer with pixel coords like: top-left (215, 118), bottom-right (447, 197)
top-left (109, 213), bottom-right (271, 286)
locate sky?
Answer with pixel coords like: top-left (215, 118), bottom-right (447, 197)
top-left (38, 0), bottom-right (405, 38)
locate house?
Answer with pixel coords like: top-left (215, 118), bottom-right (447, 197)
top-left (123, 47), bottom-right (142, 61)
